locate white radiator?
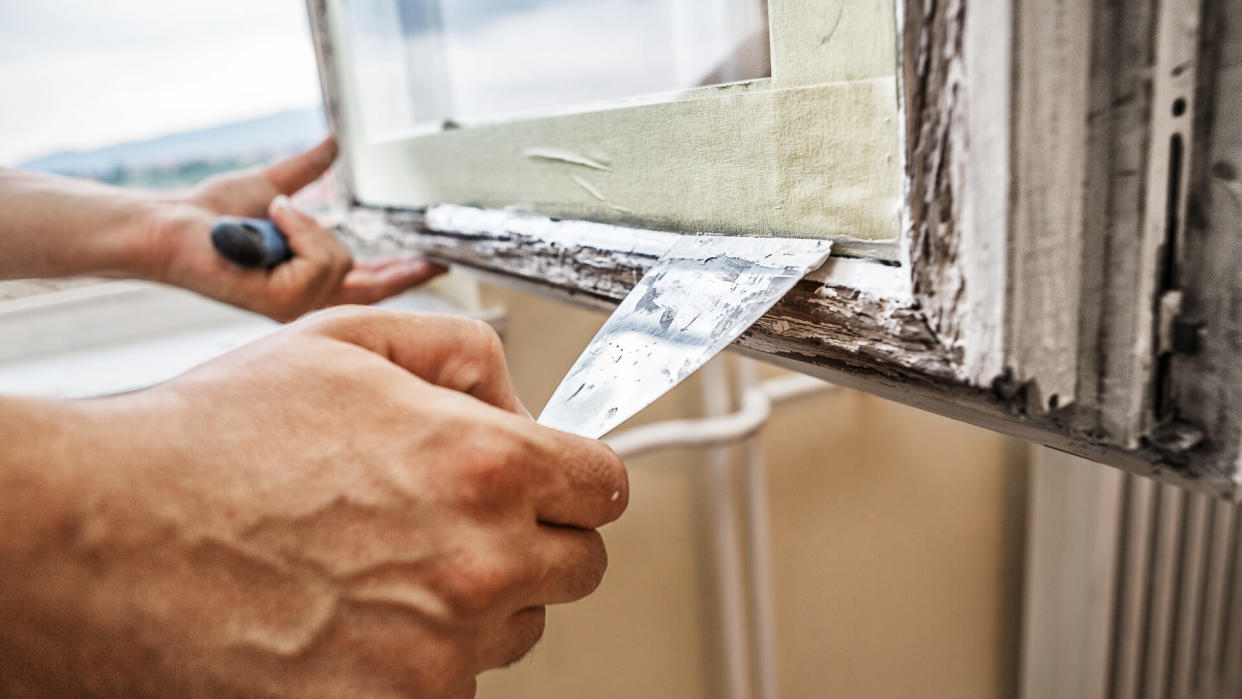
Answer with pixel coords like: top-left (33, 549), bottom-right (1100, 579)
top-left (1021, 447), bottom-right (1242, 699)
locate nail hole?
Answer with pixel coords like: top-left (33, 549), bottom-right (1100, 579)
top-left (1173, 98), bottom-right (1187, 117)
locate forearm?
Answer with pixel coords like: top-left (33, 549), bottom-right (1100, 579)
top-left (0, 169), bottom-right (174, 280)
top-left (0, 396), bottom-right (96, 690)
top-left (0, 394), bottom-right (187, 695)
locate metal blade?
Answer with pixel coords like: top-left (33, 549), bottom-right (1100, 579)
top-left (538, 235), bottom-right (833, 439)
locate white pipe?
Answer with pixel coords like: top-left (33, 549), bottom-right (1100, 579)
top-left (736, 358), bottom-right (780, 699)
top-left (606, 373), bottom-right (831, 458)
top-left (603, 364), bottom-right (836, 699)
top-left (607, 383), bottom-right (771, 458)
top-left (700, 358), bottom-right (753, 699)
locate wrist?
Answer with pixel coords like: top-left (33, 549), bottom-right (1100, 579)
top-left (127, 195), bottom-right (201, 284)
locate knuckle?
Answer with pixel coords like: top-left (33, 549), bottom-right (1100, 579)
top-left (447, 320), bottom-right (508, 396)
top-left (440, 557), bottom-right (522, 617)
top-left (455, 433), bottom-right (528, 506)
top-left (465, 319), bottom-right (505, 364)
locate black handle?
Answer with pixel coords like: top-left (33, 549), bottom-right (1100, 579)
top-left (210, 217), bottom-right (292, 269)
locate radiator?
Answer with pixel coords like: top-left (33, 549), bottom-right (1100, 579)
top-left (1021, 448), bottom-right (1242, 699)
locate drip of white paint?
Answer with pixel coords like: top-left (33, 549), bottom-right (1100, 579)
top-left (522, 147), bottom-right (612, 171)
top-left (571, 174), bottom-right (633, 214)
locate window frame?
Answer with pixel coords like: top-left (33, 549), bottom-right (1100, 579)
top-left (306, 0), bottom-right (1242, 499)
top-left (321, 0), bottom-right (903, 255)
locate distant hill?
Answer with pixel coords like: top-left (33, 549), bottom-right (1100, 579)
top-left (19, 107), bottom-right (327, 178)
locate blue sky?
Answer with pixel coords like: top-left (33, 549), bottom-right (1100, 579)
top-left (0, 0), bottom-right (322, 165)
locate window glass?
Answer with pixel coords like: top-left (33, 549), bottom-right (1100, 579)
top-left (343, 0), bottom-right (770, 138)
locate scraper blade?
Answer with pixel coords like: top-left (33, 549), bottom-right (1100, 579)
top-left (538, 235), bottom-right (833, 439)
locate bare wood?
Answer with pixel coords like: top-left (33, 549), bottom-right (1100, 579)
top-left (900, 0), bottom-right (1003, 385)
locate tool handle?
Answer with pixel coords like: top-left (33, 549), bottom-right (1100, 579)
top-left (210, 217), bottom-right (293, 269)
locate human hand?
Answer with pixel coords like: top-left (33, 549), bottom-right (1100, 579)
top-left (18, 308), bottom-right (626, 697)
top-left (149, 138), bottom-right (445, 321)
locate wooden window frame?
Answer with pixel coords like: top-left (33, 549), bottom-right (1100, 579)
top-left (306, 0), bottom-right (1242, 499)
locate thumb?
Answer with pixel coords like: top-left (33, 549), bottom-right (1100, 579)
top-left (267, 194), bottom-right (349, 262)
top-left (262, 196), bottom-right (352, 319)
top-left (301, 307), bottom-right (526, 416)
top-left (262, 136), bottom-right (338, 196)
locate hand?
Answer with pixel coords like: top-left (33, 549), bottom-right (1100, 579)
top-left (6, 308), bottom-right (626, 698)
top-left (151, 138), bottom-right (445, 321)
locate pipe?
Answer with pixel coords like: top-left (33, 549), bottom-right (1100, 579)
top-left (606, 373), bottom-right (830, 458)
top-left (700, 357), bottom-right (753, 699)
top-left (736, 358), bottom-right (780, 699)
top-left (604, 363), bottom-right (835, 699)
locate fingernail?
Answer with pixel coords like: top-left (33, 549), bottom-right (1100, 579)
top-left (272, 194), bottom-right (291, 211)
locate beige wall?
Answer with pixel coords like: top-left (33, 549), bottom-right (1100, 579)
top-left (476, 282), bottom-right (1029, 699)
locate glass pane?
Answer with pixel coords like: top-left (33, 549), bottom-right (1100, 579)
top-left (343, 0), bottom-right (770, 138)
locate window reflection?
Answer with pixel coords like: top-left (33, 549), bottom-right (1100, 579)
top-left (344, 0), bottom-right (770, 138)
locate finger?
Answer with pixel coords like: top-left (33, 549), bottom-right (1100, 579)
top-left (529, 430), bottom-right (628, 529)
top-left (262, 136), bottom-right (339, 196)
top-left (265, 195), bottom-right (353, 316)
top-left (478, 606), bottom-right (546, 672)
top-left (530, 527), bottom-right (607, 605)
top-left (302, 308), bottom-right (524, 414)
top-left (327, 258), bottom-right (448, 306)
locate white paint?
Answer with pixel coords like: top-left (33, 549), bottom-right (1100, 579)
top-left (522, 147), bottom-right (612, 171)
top-left (425, 204), bottom-right (676, 258)
top-left (570, 174), bottom-right (633, 213)
top-left (804, 257), bottom-right (911, 302)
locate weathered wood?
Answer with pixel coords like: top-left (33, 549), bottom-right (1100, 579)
top-left (1007, 0), bottom-right (1092, 413)
top-left (1173, 0), bottom-right (1242, 492)
top-left (340, 205), bottom-right (1237, 499)
top-left (1079, 0), bottom-right (1159, 448)
top-left (900, 0), bottom-right (984, 377)
top-left (345, 206), bottom-right (956, 383)
top-left (899, 0), bottom-right (1087, 413)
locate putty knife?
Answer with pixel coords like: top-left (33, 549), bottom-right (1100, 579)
top-left (538, 235), bottom-right (833, 439)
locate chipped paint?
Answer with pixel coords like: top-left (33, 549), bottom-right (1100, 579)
top-left (538, 234), bottom-right (832, 437)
